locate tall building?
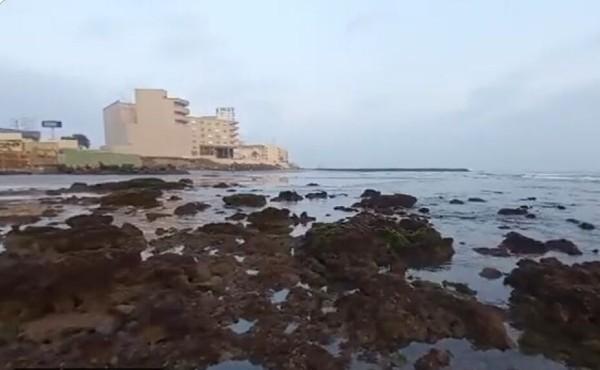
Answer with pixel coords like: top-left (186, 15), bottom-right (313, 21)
top-left (189, 110), bottom-right (239, 159)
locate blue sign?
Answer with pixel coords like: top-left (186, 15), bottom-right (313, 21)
top-left (41, 120), bottom-right (62, 128)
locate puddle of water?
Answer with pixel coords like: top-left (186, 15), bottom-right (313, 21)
top-left (284, 322), bottom-right (299, 335)
top-left (228, 319), bottom-right (256, 335)
top-left (207, 360), bottom-right (264, 370)
top-left (270, 288), bottom-right (290, 304)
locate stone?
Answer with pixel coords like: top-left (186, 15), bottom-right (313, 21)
top-left (305, 191), bottom-right (328, 200)
top-left (498, 208), bottom-right (529, 216)
top-left (226, 212), bottom-right (247, 221)
top-left (222, 194), bottom-right (267, 208)
top-left (65, 214), bottom-right (113, 228)
top-left (146, 212), bottom-right (171, 222)
top-left (545, 239), bottom-right (582, 256)
top-left (468, 197), bottom-right (486, 203)
top-left (449, 199), bottom-right (464, 205)
top-left (272, 191), bottom-right (303, 202)
top-left (247, 207), bottom-right (294, 233)
top-left (418, 207), bottom-right (430, 214)
top-left (479, 267), bottom-right (503, 280)
top-left (100, 188), bottom-right (163, 208)
top-left (360, 189), bottom-right (381, 198)
top-left (333, 206), bottom-right (358, 213)
top-left (579, 222), bottom-right (595, 230)
top-left (414, 348), bottom-right (452, 370)
top-left (174, 202), bottom-right (210, 216)
top-left (353, 193), bottom-right (418, 210)
top-left (306, 183), bottom-right (320, 187)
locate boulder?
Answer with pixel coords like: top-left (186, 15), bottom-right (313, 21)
top-left (100, 188), bottom-right (163, 208)
top-left (479, 267), bottom-right (503, 280)
top-left (360, 189), bottom-right (381, 198)
top-left (226, 212), bottom-right (247, 221)
top-left (333, 206), bottom-right (358, 213)
top-left (353, 193), bottom-right (418, 210)
top-left (498, 208), bottom-right (529, 216)
top-left (468, 197), bottom-right (486, 203)
top-left (449, 199), bottom-right (464, 205)
top-left (272, 191), bottom-right (303, 202)
top-left (174, 202), bottom-right (211, 216)
top-left (63, 177), bottom-right (192, 194)
top-left (505, 258), bottom-right (600, 368)
top-left (65, 214), bottom-right (113, 228)
top-left (247, 207), bottom-right (294, 233)
top-left (222, 194), bottom-right (267, 208)
top-left (499, 232), bottom-right (547, 254)
top-left (305, 191), bottom-right (328, 200)
top-left (146, 212), bottom-right (171, 222)
top-left (545, 239), bottom-right (582, 256)
top-left (579, 222), bottom-right (595, 230)
top-left (306, 183), bottom-right (320, 187)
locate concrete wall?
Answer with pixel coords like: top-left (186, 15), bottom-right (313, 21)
top-left (59, 149), bottom-right (142, 168)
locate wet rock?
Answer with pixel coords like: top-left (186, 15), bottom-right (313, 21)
top-left (212, 182), bottom-right (231, 189)
top-left (174, 202), bottom-right (210, 216)
top-left (566, 218), bottom-right (580, 224)
top-left (498, 225), bottom-right (511, 230)
top-left (0, 215), bottom-right (41, 226)
top-left (360, 189), bottom-right (381, 198)
top-left (414, 348), bottom-right (452, 370)
top-left (473, 247), bottom-right (511, 257)
top-left (59, 178), bottom-right (192, 194)
top-left (226, 212), bottom-right (247, 221)
top-left (306, 183), bottom-right (320, 187)
top-left (579, 222), bottom-right (595, 230)
top-left (305, 191), bottom-right (328, 200)
top-left (442, 281), bottom-right (477, 296)
top-left (545, 239), bottom-right (582, 256)
top-left (222, 193), bottom-right (267, 208)
top-left (198, 222), bottom-right (245, 235)
top-left (353, 193), bottom-right (418, 210)
top-left (498, 208), bottom-right (529, 216)
top-left (449, 199), bottom-right (464, 205)
top-left (333, 206), bottom-right (358, 213)
top-left (468, 197), bottom-right (486, 203)
top-left (556, 205), bottom-right (566, 210)
top-left (99, 188), bottom-right (163, 209)
top-left (247, 207), bottom-right (294, 233)
top-left (525, 213), bottom-right (537, 219)
top-left (65, 214), bottom-right (113, 228)
top-left (479, 267), bottom-right (503, 280)
top-left (292, 211), bottom-right (316, 225)
top-left (500, 232), bottom-right (546, 254)
top-left (168, 195), bottom-right (182, 201)
top-left (146, 212), bottom-right (171, 222)
top-left (418, 207), bottom-right (430, 214)
top-left (272, 191), bottom-right (303, 202)
top-left (505, 258), bottom-right (600, 368)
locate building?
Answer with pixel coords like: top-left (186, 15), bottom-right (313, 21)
top-left (103, 88), bottom-right (290, 166)
top-left (234, 144), bottom-right (289, 166)
top-left (0, 129), bottom-right (79, 170)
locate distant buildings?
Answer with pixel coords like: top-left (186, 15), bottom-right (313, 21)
top-left (103, 89), bottom-right (289, 167)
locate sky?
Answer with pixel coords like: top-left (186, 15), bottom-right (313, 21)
top-left (1, 0), bottom-right (599, 171)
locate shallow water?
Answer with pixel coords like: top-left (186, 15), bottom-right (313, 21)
top-left (1, 169), bottom-right (599, 369)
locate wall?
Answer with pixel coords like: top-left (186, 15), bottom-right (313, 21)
top-left (59, 149), bottom-right (142, 168)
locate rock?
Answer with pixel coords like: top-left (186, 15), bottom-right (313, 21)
top-left (468, 197), bottom-right (486, 203)
top-left (100, 188), bottom-right (163, 208)
top-left (333, 206), bottom-right (358, 213)
top-left (505, 258), bottom-right (600, 368)
top-left (272, 191), bottom-right (303, 202)
top-left (292, 212), bottom-right (316, 225)
top-left (353, 193), bottom-right (418, 210)
top-left (579, 222), bottom-right (595, 230)
top-left (525, 213), bottom-right (537, 219)
top-left (523, 197), bottom-right (537, 201)
top-left (168, 195), bottom-right (182, 201)
top-left (442, 281), bottom-right (477, 296)
top-left (418, 207), bottom-right (430, 214)
top-left (566, 218), bottom-right (580, 224)
top-left (473, 247), bottom-right (511, 257)
top-left (479, 267), bottom-right (503, 280)
top-left (226, 212), bottom-right (247, 221)
top-left (247, 207), bottom-right (294, 233)
top-left (449, 199), bottom-right (464, 205)
top-left (222, 193), bottom-right (267, 208)
top-left (212, 182), bottom-right (231, 189)
top-left (498, 225), bottom-right (511, 230)
top-left (556, 205), bottom-right (566, 210)
top-left (174, 202), bottom-right (211, 216)
top-left (198, 222), bottom-right (245, 235)
top-left (496, 232), bottom-right (545, 255)
top-left (62, 178), bottom-right (192, 194)
top-left (545, 239), bottom-right (582, 256)
top-left (360, 189), bottom-right (381, 198)
top-left (65, 214), bottom-right (113, 228)
top-left (306, 183), bottom-right (320, 187)
top-left (414, 348), bottom-right (452, 370)
top-left (498, 208), bottom-right (529, 216)
top-left (305, 191), bottom-right (328, 200)
top-left (146, 212), bottom-right (171, 222)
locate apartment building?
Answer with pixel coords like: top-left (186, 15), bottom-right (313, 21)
top-left (234, 144), bottom-right (289, 166)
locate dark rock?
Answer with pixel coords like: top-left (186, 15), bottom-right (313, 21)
top-left (222, 193), bottom-right (267, 208)
top-left (146, 212), bottom-right (171, 222)
top-left (306, 183), bottom-right (320, 187)
top-left (566, 218), bottom-right (580, 224)
top-left (247, 207), bottom-right (294, 233)
top-left (498, 225), bottom-right (511, 230)
top-left (0, 215), bottom-right (41, 226)
top-left (305, 191), bottom-right (328, 200)
top-left (198, 222), bottom-right (245, 235)
top-left (174, 202), bottom-right (211, 216)
top-left (333, 206), bottom-right (358, 213)
top-left (479, 267), bottom-right (503, 280)
top-left (212, 182), bottom-right (231, 189)
top-left (525, 213), bottom-right (537, 219)
top-left (353, 193), bottom-right (418, 210)
top-left (523, 197), bottom-right (537, 201)
top-left (414, 348), bottom-right (452, 370)
top-left (499, 232), bottom-right (547, 254)
top-left (292, 212), bottom-right (316, 225)
top-left (505, 258), bottom-right (600, 368)
top-left (449, 199), bottom-right (464, 205)
top-left (593, 249), bottom-right (599, 254)
top-left (272, 191), bottom-right (303, 202)
top-left (473, 247), bottom-right (511, 257)
top-left (556, 205), bottom-right (566, 210)
top-left (64, 177), bottom-right (192, 194)
top-left (498, 208), bottom-right (529, 216)
top-left (545, 239), bottom-right (582, 256)
top-left (99, 188), bottom-right (163, 209)
top-left (360, 189), bottom-right (381, 198)
top-left (65, 214), bottom-right (113, 228)
top-left (226, 212), bottom-right (247, 221)
top-left (468, 197), bottom-right (486, 203)
top-left (168, 195), bottom-right (182, 201)
top-left (579, 222), bottom-right (595, 230)
top-left (418, 207), bottom-right (430, 214)
top-left (442, 281), bottom-right (477, 296)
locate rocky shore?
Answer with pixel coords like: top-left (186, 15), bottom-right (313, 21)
top-left (0, 178), bottom-right (598, 369)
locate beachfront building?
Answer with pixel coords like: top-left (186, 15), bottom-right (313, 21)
top-left (103, 89), bottom-right (290, 166)
top-left (234, 144), bottom-right (289, 166)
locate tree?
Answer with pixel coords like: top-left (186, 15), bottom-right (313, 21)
top-left (62, 133), bottom-right (90, 148)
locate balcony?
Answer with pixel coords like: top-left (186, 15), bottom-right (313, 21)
top-left (174, 105), bottom-right (190, 115)
top-left (175, 117), bottom-right (189, 124)
top-left (173, 98), bottom-right (189, 107)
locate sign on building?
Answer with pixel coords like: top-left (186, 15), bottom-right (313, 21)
top-left (41, 120), bottom-right (63, 128)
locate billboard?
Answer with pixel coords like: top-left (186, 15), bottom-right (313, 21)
top-left (41, 120), bottom-right (62, 128)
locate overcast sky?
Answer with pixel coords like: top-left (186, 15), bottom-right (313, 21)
top-left (1, 0), bottom-right (599, 171)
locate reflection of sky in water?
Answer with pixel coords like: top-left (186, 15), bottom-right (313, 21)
top-left (228, 319), bottom-right (256, 335)
top-left (1, 170), bottom-right (598, 368)
top-left (207, 360), bottom-right (264, 370)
